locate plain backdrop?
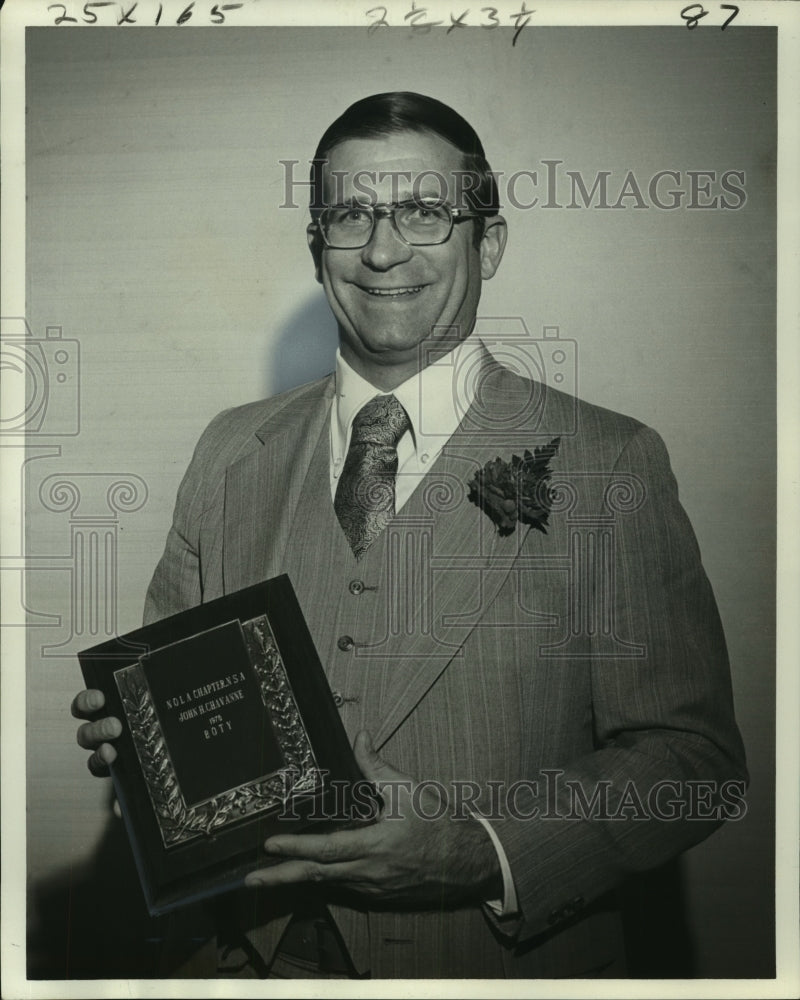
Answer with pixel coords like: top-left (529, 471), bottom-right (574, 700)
top-left (21, 26), bottom-right (775, 978)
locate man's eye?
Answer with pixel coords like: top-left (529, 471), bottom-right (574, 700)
top-left (341, 208), bottom-right (367, 224)
top-left (405, 205), bottom-right (445, 224)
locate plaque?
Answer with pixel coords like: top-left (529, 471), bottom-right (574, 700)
top-left (78, 575), bottom-right (373, 916)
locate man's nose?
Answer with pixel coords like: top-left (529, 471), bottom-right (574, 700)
top-left (360, 215), bottom-right (414, 269)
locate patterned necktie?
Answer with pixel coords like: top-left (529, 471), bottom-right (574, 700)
top-left (334, 394), bottom-right (411, 559)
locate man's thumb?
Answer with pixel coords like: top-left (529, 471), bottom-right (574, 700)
top-left (353, 729), bottom-right (400, 783)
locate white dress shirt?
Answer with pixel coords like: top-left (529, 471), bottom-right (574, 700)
top-left (329, 335), bottom-right (519, 919)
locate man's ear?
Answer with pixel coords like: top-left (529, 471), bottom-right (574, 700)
top-left (307, 223), bottom-right (323, 284)
top-left (479, 216), bottom-right (508, 280)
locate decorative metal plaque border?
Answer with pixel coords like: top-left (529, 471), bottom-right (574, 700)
top-left (114, 614), bottom-right (321, 848)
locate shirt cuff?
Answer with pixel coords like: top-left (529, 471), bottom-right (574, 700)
top-left (470, 811), bottom-right (519, 917)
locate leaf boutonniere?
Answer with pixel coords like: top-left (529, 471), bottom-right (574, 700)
top-left (467, 437), bottom-right (561, 536)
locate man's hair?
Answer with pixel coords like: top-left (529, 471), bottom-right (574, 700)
top-left (309, 92), bottom-right (499, 248)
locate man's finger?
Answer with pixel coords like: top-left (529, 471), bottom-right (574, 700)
top-left (245, 858), bottom-right (353, 889)
top-left (76, 717), bottom-right (122, 749)
top-left (263, 827), bottom-right (373, 863)
top-left (87, 751), bottom-right (108, 776)
top-left (71, 689), bottom-right (105, 719)
top-left (87, 742), bottom-right (117, 775)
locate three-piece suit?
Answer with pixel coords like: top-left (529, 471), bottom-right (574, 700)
top-left (143, 350), bottom-right (746, 978)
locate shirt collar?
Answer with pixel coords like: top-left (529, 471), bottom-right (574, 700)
top-left (333, 334), bottom-right (482, 458)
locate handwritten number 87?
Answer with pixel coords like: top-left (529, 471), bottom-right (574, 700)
top-left (681, 4), bottom-right (739, 29)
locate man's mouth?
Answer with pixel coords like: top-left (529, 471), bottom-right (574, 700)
top-left (358, 285), bottom-right (425, 298)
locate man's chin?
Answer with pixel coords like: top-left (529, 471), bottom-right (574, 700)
top-left (346, 329), bottom-right (430, 359)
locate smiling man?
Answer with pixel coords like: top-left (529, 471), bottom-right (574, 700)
top-left (73, 92), bottom-right (746, 980)
top-left (308, 128), bottom-right (506, 389)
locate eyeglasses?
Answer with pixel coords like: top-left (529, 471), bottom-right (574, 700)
top-left (313, 200), bottom-right (482, 249)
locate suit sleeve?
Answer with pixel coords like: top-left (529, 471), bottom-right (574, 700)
top-left (488, 425), bottom-right (748, 942)
top-left (142, 410), bottom-right (231, 625)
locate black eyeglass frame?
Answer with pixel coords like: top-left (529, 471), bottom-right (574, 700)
top-left (310, 200), bottom-right (484, 249)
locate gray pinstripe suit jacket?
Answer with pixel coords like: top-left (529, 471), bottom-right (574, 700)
top-left (144, 355), bottom-right (746, 978)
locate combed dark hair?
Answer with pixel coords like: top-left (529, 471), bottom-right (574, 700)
top-left (309, 92), bottom-right (500, 229)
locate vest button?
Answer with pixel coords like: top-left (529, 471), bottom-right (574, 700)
top-left (337, 635), bottom-right (355, 652)
top-left (348, 579), bottom-right (365, 596)
top-left (332, 691), bottom-right (344, 707)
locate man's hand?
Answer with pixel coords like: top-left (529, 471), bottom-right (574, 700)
top-left (245, 731), bottom-right (502, 908)
top-left (72, 689), bottom-right (122, 776)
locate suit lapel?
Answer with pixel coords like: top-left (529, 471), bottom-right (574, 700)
top-left (371, 452), bottom-right (532, 747)
top-left (222, 378), bottom-right (334, 593)
top-left (371, 356), bottom-right (556, 747)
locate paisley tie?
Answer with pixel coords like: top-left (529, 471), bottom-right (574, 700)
top-left (334, 394), bottom-right (411, 559)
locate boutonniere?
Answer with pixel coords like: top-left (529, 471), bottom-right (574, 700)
top-left (467, 437), bottom-right (561, 536)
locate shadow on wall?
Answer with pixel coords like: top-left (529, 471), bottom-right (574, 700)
top-left (27, 808), bottom-right (213, 979)
top-left (263, 291), bottom-right (339, 398)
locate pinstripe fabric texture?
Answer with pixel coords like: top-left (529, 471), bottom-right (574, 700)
top-left (144, 354), bottom-right (746, 979)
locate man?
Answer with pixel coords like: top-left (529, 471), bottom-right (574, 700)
top-left (73, 92), bottom-right (746, 979)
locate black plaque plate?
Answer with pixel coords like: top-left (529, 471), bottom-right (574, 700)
top-left (78, 575), bottom-right (372, 915)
